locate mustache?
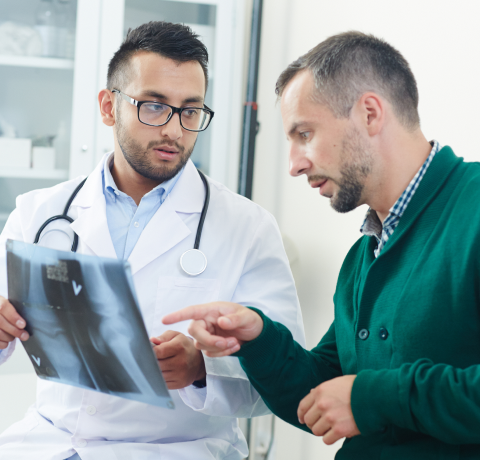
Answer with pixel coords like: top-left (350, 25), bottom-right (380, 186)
top-left (146, 139), bottom-right (185, 154)
top-left (308, 174), bottom-right (329, 185)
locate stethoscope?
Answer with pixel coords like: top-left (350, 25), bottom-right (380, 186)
top-left (33, 169), bottom-right (210, 276)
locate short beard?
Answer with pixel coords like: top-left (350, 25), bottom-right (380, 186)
top-left (330, 126), bottom-right (372, 213)
top-left (116, 109), bottom-right (195, 183)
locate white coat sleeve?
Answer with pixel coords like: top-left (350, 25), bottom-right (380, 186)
top-left (0, 208), bottom-right (25, 365)
top-left (178, 212), bottom-right (306, 417)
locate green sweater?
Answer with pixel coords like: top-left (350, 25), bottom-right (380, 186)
top-left (236, 146), bottom-right (480, 459)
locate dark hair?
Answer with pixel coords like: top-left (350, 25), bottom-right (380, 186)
top-left (107, 21), bottom-right (209, 91)
top-left (276, 31), bottom-right (420, 130)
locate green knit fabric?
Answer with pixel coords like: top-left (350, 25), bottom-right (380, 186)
top-left (236, 146), bottom-right (480, 459)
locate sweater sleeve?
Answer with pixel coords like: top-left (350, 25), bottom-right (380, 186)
top-left (234, 308), bottom-right (343, 431)
top-left (351, 358), bottom-right (480, 444)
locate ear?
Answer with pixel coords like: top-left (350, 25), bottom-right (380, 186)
top-left (355, 92), bottom-right (384, 137)
top-left (98, 89), bottom-right (116, 127)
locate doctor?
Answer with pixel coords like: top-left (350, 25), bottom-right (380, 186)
top-left (0, 21), bottom-right (304, 460)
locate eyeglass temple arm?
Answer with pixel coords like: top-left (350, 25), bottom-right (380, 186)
top-left (112, 89), bottom-right (138, 107)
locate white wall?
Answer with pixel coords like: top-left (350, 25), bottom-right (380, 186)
top-left (253, 1), bottom-right (480, 459)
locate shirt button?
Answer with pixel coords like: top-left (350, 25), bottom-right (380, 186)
top-left (379, 327), bottom-right (389, 340)
top-left (134, 222), bottom-right (139, 228)
top-left (86, 405), bottom-right (96, 415)
top-left (358, 329), bottom-right (369, 340)
top-left (76, 438), bottom-right (87, 448)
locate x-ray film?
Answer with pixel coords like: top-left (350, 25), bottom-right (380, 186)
top-left (6, 239), bottom-right (174, 409)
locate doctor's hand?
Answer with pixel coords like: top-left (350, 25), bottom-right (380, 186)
top-left (0, 296), bottom-right (29, 349)
top-left (298, 375), bottom-right (360, 445)
top-left (162, 302), bottom-right (264, 357)
top-left (151, 330), bottom-right (206, 390)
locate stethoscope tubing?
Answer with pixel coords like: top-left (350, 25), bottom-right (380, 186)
top-left (194, 169), bottom-right (210, 251)
top-left (33, 171), bottom-right (210, 261)
top-left (33, 177), bottom-right (88, 252)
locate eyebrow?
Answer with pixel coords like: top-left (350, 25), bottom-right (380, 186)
top-left (288, 122), bottom-right (304, 137)
top-left (141, 90), bottom-right (204, 105)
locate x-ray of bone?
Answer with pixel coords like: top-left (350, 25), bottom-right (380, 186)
top-left (6, 239), bottom-right (174, 410)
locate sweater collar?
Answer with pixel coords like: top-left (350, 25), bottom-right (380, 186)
top-left (374, 145), bottom-right (463, 258)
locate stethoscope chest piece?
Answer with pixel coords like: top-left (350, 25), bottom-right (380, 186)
top-left (180, 249), bottom-right (207, 276)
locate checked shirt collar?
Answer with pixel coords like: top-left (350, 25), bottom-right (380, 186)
top-left (360, 140), bottom-right (441, 258)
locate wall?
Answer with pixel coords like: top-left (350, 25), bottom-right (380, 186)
top-left (252, 1), bottom-right (480, 459)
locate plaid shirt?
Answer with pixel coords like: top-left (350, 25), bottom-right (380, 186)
top-left (360, 140), bottom-right (441, 258)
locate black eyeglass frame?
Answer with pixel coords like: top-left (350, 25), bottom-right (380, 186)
top-left (112, 89), bottom-right (215, 132)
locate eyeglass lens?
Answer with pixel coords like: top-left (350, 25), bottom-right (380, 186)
top-left (140, 103), bottom-right (211, 131)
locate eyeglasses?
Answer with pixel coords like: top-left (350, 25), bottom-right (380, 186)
top-left (112, 89), bottom-right (214, 132)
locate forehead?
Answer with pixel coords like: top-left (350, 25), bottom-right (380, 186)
top-left (280, 70), bottom-right (335, 131)
top-left (124, 51), bottom-right (206, 99)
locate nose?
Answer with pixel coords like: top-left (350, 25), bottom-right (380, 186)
top-left (160, 112), bottom-right (183, 141)
top-left (288, 144), bottom-right (311, 177)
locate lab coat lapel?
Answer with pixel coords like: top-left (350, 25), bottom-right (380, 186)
top-left (128, 160), bottom-right (205, 275)
top-left (128, 197), bottom-right (189, 275)
top-left (69, 155), bottom-right (117, 259)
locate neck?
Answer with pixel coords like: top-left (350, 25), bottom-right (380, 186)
top-left (367, 129), bottom-right (432, 223)
top-left (111, 148), bottom-right (162, 206)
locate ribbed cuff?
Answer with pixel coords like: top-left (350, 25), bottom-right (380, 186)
top-left (351, 368), bottom-right (402, 435)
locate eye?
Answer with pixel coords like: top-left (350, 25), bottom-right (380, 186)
top-left (143, 103), bottom-right (168, 113)
top-left (300, 131), bottom-right (310, 139)
top-left (182, 108), bottom-right (199, 118)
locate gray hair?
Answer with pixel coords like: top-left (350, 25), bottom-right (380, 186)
top-left (276, 31), bottom-right (420, 130)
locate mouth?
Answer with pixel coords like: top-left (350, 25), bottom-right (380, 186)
top-left (309, 178), bottom-right (329, 195)
top-left (153, 145), bottom-right (179, 161)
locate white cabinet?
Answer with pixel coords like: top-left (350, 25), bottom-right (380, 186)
top-left (0, 0), bottom-right (248, 231)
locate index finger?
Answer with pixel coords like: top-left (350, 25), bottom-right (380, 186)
top-left (162, 304), bottom-right (216, 325)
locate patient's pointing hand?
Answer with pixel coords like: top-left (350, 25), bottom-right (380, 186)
top-left (162, 302), bottom-right (264, 357)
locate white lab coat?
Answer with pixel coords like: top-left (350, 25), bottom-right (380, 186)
top-left (0, 155), bottom-right (305, 460)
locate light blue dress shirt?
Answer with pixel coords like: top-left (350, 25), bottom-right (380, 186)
top-left (102, 154), bottom-right (183, 260)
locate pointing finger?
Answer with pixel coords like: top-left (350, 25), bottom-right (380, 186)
top-left (162, 305), bottom-right (210, 325)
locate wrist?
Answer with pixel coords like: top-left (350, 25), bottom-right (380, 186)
top-left (194, 350), bottom-right (207, 382)
top-left (193, 360), bottom-right (207, 388)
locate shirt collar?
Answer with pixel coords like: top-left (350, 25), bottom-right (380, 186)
top-left (360, 140), bottom-right (441, 236)
top-left (103, 152), bottom-right (184, 202)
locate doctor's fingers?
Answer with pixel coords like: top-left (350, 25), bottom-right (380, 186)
top-left (0, 329), bottom-right (15, 349)
top-left (0, 312), bottom-right (29, 342)
top-left (0, 298), bottom-right (27, 330)
top-left (154, 335), bottom-right (192, 360)
top-left (153, 330), bottom-right (182, 344)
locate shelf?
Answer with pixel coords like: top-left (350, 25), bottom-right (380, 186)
top-left (0, 169), bottom-right (69, 180)
top-left (0, 55), bottom-right (74, 70)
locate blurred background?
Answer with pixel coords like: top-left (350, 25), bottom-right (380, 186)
top-left (1, 0), bottom-right (480, 459)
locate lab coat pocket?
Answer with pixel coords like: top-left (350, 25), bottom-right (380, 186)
top-left (152, 277), bottom-right (220, 337)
